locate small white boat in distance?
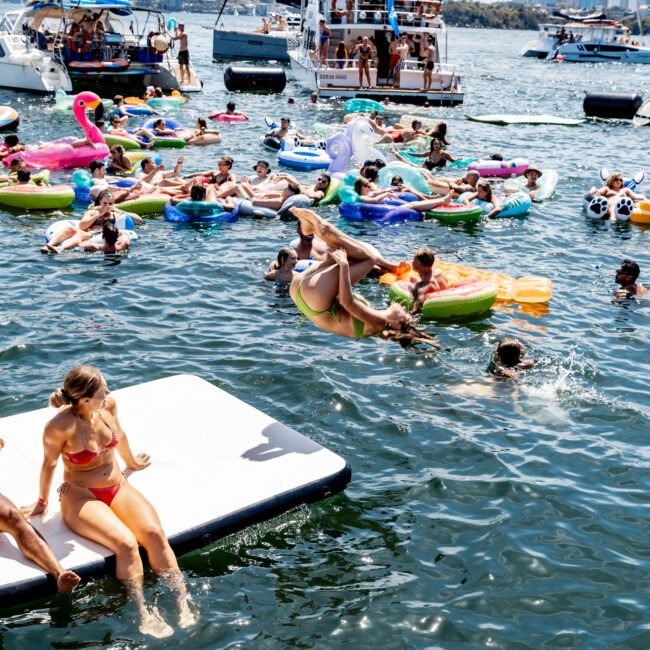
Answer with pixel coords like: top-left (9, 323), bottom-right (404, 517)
top-left (522, 20), bottom-right (650, 63)
top-left (0, 374), bottom-right (350, 606)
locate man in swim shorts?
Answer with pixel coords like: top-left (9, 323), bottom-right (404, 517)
top-left (615, 259), bottom-right (646, 299)
top-left (0, 438), bottom-right (80, 594)
top-left (172, 23), bottom-right (190, 87)
top-left (410, 248), bottom-right (449, 314)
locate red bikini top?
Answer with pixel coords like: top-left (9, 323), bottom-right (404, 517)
top-left (64, 412), bottom-right (119, 465)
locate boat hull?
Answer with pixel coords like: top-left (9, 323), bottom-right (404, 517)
top-left (213, 29), bottom-right (290, 62)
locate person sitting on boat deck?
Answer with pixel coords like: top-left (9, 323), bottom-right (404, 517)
top-left (391, 137), bottom-right (455, 170)
top-left (615, 259), bottom-right (646, 299)
top-left (410, 248), bottom-right (449, 314)
top-left (21, 365), bottom-right (195, 637)
top-left (294, 221), bottom-right (328, 261)
top-left (213, 101), bottom-right (248, 120)
top-left (371, 119), bottom-right (426, 145)
top-left (521, 165), bottom-right (543, 198)
top-left (587, 171), bottom-right (646, 218)
top-left (289, 209), bottom-right (437, 344)
top-left (254, 16), bottom-right (270, 34)
top-left (184, 118), bottom-right (221, 145)
top-left (0, 440), bottom-right (81, 595)
top-left (334, 41), bottom-right (348, 69)
top-left (355, 177), bottom-right (451, 212)
top-left (266, 246), bottom-right (299, 287)
top-left (0, 134), bottom-right (25, 159)
top-left (490, 338), bottom-right (536, 379)
top-left (42, 190), bottom-right (141, 254)
top-left (77, 222), bottom-right (132, 254)
top-left (106, 145), bottom-right (132, 174)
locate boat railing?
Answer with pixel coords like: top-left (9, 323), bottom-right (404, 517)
top-left (328, 6), bottom-right (444, 28)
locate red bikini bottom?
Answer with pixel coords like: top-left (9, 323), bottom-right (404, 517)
top-left (89, 482), bottom-right (122, 507)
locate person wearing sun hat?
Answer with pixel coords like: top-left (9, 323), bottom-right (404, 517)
top-left (523, 164), bottom-right (543, 197)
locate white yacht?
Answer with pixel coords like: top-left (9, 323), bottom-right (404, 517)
top-left (288, 0), bottom-right (463, 105)
top-left (0, 0), bottom-right (201, 94)
top-left (522, 20), bottom-right (650, 63)
top-left (212, 2), bottom-right (301, 62)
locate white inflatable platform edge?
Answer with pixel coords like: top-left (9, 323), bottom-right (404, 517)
top-left (0, 374), bottom-right (350, 606)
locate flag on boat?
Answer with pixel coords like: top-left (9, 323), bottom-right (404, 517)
top-left (387, 0), bottom-right (400, 37)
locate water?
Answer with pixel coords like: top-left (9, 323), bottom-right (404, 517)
top-left (1, 10), bottom-right (650, 648)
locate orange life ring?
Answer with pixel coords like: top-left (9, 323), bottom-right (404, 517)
top-left (67, 29), bottom-right (91, 53)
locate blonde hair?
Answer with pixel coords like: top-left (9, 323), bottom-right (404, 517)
top-left (606, 172), bottom-right (624, 189)
top-left (49, 365), bottom-right (103, 408)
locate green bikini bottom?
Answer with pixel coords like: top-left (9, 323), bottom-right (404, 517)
top-left (295, 283), bottom-right (367, 339)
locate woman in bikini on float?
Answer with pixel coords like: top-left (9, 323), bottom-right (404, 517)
top-left (289, 209), bottom-right (438, 345)
top-left (22, 366), bottom-right (195, 638)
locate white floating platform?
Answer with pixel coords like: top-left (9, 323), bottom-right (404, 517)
top-left (0, 374), bottom-right (350, 607)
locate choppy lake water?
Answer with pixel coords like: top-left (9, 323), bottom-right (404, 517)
top-left (1, 10), bottom-right (650, 649)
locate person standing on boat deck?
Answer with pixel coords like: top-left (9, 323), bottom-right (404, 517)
top-left (394, 34), bottom-right (409, 88)
top-left (318, 19), bottom-right (332, 68)
top-left (421, 36), bottom-right (436, 91)
top-left (171, 23), bottom-right (190, 87)
top-left (355, 36), bottom-right (374, 88)
top-left (0, 438), bottom-right (81, 595)
top-left (21, 366), bottom-right (196, 638)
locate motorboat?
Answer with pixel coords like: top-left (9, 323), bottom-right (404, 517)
top-left (0, 0), bottom-right (202, 94)
top-left (288, 0), bottom-right (463, 105)
top-left (521, 20), bottom-right (650, 63)
top-left (212, 1), bottom-right (301, 62)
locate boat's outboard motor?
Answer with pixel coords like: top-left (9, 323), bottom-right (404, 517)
top-left (224, 66), bottom-right (287, 93)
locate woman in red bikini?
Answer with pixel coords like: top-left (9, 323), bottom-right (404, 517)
top-left (22, 365), bottom-right (195, 638)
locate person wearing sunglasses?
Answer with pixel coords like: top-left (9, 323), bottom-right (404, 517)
top-left (587, 171), bottom-right (645, 219)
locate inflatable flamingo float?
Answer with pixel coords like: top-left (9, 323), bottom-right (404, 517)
top-left (4, 92), bottom-right (109, 170)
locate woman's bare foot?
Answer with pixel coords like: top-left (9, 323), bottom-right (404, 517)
top-left (56, 570), bottom-right (81, 594)
top-left (40, 243), bottom-right (59, 254)
top-left (177, 597), bottom-right (197, 628)
top-left (139, 606), bottom-right (174, 638)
